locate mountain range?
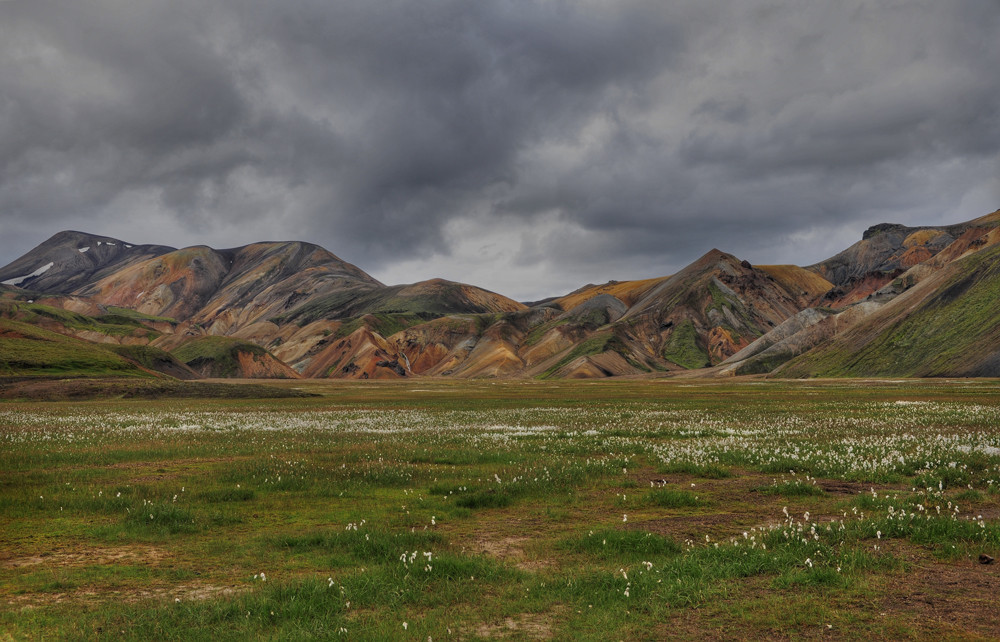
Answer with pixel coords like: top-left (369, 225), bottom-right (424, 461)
top-left (2, 208), bottom-right (999, 380)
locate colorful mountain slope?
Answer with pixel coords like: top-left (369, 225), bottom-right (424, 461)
top-left (0, 231), bottom-right (174, 293)
top-left (76, 241), bottom-right (384, 330)
top-left (552, 277), bottom-right (671, 311)
top-left (617, 250), bottom-right (804, 368)
top-left (3, 208), bottom-right (999, 380)
top-left (277, 278), bottom-right (524, 326)
top-left (757, 265), bottom-right (834, 306)
top-left (170, 336), bottom-right (300, 379)
top-left (806, 213), bottom-right (1000, 308)
top-left (719, 209), bottom-right (1000, 378)
top-left (779, 242), bottom-right (1000, 377)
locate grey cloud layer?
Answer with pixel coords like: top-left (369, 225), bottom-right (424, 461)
top-left (1, 0), bottom-right (997, 299)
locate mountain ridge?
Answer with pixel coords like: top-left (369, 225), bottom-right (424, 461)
top-left (3, 208), bottom-right (999, 379)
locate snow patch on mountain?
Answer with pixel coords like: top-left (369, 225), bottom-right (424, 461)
top-left (2, 262), bottom-right (54, 286)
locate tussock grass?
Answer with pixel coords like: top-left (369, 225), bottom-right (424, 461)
top-left (196, 488), bottom-right (256, 503)
top-left (658, 461), bottom-right (732, 478)
top-left (646, 488), bottom-right (704, 507)
top-left (757, 478), bottom-right (825, 497)
top-left (563, 529), bottom-right (682, 560)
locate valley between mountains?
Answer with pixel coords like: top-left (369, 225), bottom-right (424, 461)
top-left (2, 209), bottom-right (1000, 381)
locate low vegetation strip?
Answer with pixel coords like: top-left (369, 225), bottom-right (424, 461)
top-left (1, 379), bottom-right (999, 639)
top-left (0, 377), bottom-right (317, 401)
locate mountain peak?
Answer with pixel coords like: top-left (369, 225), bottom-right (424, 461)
top-left (684, 248), bottom-right (743, 274)
top-left (46, 230), bottom-right (140, 246)
top-left (862, 223), bottom-right (909, 240)
top-left (0, 230), bottom-right (176, 293)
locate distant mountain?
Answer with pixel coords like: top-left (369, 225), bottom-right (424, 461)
top-left (2, 208), bottom-right (999, 379)
top-left (806, 213), bottom-right (998, 307)
top-left (778, 232), bottom-right (1000, 377)
top-left (0, 231), bottom-right (174, 293)
top-left (0, 233), bottom-right (525, 379)
top-left (72, 241), bottom-right (384, 328)
top-left (721, 210), bottom-right (1000, 377)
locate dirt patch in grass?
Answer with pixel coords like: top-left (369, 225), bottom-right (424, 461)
top-left (650, 552), bottom-right (1000, 641)
top-left (473, 611), bottom-right (556, 640)
top-left (878, 544), bottom-right (1000, 638)
top-left (636, 512), bottom-right (770, 543)
top-left (446, 513), bottom-right (560, 572)
top-left (815, 480), bottom-right (867, 494)
top-left (470, 532), bottom-right (555, 572)
top-left (473, 536), bottom-right (527, 561)
top-left (149, 582), bottom-right (239, 603)
top-left (2, 546), bottom-right (169, 569)
top-left (104, 456), bottom-right (244, 470)
top-left (7, 582), bottom-right (237, 609)
top-left (634, 472), bottom-right (912, 543)
top-left (632, 472), bottom-right (795, 542)
top-left (97, 456), bottom-right (251, 482)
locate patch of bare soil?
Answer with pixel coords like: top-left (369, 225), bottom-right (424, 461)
top-left (637, 512), bottom-right (771, 543)
top-left (473, 612), bottom-right (556, 640)
top-left (139, 582), bottom-right (238, 603)
top-left (655, 608), bottom-right (837, 642)
top-left (633, 470), bottom-right (910, 543)
top-left (879, 545), bottom-right (1000, 638)
top-left (7, 582), bottom-right (237, 609)
top-left (2, 546), bottom-right (169, 569)
top-left (104, 456), bottom-right (242, 470)
top-left (469, 533), bottom-right (553, 572)
top-left (815, 480), bottom-right (867, 494)
top-left (473, 536), bottom-right (527, 561)
top-left (95, 456), bottom-right (247, 483)
top-left (633, 471), bottom-right (783, 542)
top-left (448, 514), bottom-right (559, 572)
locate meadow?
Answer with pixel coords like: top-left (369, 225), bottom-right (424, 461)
top-left (2, 378), bottom-right (999, 640)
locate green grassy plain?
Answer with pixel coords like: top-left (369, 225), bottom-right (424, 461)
top-left (0, 320), bottom-right (153, 378)
top-left (2, 378), bottom-right (1000, 640)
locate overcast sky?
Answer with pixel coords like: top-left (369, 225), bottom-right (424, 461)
top-left (1, 1), bottom-right (998, 300)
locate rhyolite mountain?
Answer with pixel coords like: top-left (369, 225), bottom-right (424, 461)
top-left (2, 208), bottom-right (999, 379)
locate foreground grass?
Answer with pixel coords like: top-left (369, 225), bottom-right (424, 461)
top-left (2, 378), bottom-right (1000, 639)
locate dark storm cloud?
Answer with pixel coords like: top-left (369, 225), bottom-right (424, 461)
top-left (0, 0), bottom-right (998, 299)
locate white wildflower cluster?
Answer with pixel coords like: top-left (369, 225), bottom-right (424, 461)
top-left (400, 550), bottom-right (434, 572)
